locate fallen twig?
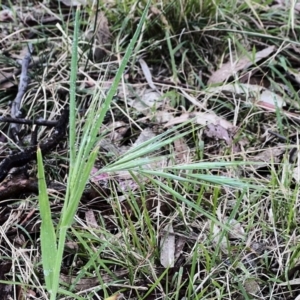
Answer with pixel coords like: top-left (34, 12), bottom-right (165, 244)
top-left (10, 44), bottom-right (33, 142)
top-left (0, 116), bottom-right (57, 126)
top-left (0, 109), bottom-right (69, 183)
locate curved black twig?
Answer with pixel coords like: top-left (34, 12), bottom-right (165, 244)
top-left (0, 116), bottom-right (57, 126)
top-left (0, 109), bottom-right (69, 183)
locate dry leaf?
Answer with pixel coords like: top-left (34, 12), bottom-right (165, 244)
top-left (58, 0), bottom-right (89, 6)
top-left (251, 146), bottom-right (286, 168)
top-left (209, 214), bottom-right (245, 254)
top-left (160, 223), bottom-right (175, 267)
top-left (206, 83), bottom-right (286, 108)
top-left (85, 209), bottom-right (99, 229)
top-left (127, 90), bottom-right (162, 114)
top-left (174, 137), bottom-right (190, 163)
top-left (93, 11), bottom-right (111, 61)
top-left (204, 123), bottom-right (232, 145)
top-left (164, 112), bottom-right (234, 130)
top-left (119, 82), bottom-right (168, 116)
top-left (139, 58), bottom-right (157, 90)
top-left (259, 89), bottom-right (286, 108)
top-left (208, 46), bottom-right (275, 84)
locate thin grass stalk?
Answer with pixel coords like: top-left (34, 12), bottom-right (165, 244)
top-left (166, 30), bottom-right (177, 82)
top-left (142, 267), bottom-right (169, 299)
top-left (149, 177), bottom-right (233, 232)
top-left (139, 169), bottom-right (255, 189)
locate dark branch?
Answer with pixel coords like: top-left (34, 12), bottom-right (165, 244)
top-left (0, 116), bottom-right (57, 126)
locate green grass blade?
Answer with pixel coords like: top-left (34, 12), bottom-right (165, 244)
top-left (100, 125), bottom-right (197, 172)
top-left (62, 148), bottom-right (99, 225)
top-left (37, 147), bottom-right (57, 291)
top-left (69, 7), bottom-right (80, 167)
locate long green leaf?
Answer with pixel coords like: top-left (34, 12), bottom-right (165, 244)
top-left (37, 147), bottom-right (57, 290)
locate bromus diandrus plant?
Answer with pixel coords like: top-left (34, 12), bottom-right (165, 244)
top-left (37, 2), bottom-right (152, 298)
top-left (36, 2), bottom-right (261, 299)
